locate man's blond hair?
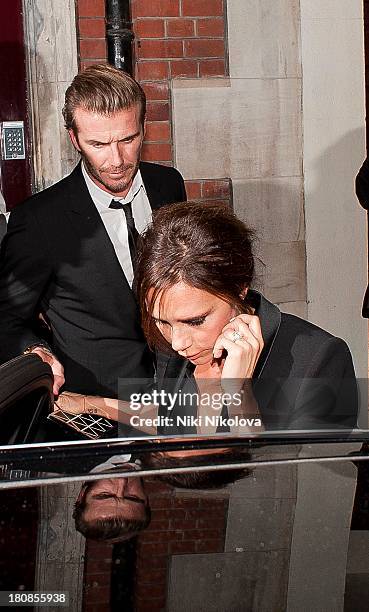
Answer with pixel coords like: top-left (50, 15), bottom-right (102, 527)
top-left (63, 64), bottom-right (146, 131)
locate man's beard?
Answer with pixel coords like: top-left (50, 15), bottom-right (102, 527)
top-left (83, 154), bottom-right (138, 195)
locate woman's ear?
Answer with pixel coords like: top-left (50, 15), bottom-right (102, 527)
top-left (240, 287), bottom-right (248, 300)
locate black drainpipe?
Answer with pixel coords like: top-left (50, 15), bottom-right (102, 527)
top-left (105, 0), bottom-right (134, 75)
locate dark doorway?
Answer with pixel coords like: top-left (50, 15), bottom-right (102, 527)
top-left (0, 0), bottom-right (32, 210)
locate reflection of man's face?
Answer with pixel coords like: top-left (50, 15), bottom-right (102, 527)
top-left (81, 477), bottom-right (148, 524)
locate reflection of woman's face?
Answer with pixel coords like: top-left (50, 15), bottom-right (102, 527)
top-left (150, 281), bottom-right (236, 366)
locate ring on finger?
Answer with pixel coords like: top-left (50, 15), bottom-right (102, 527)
top-left (231, 330), bottom-right (244, 343)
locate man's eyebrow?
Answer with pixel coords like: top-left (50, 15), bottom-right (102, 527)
top-left (85, 139), bottom-right (108, 145)
top-left (91, 493), bottom-right (146, 505)
top-left (123, 495), bottom-right (146, 505)
top-left (85, 131), bottom-right (141, 146)
top-left (120, 131), bottom-right (141, 141)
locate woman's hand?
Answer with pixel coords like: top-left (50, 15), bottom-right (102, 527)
top-left (55, 391), bottom-right (114, 418)
top-left (212, 314), bottom-right (264, 392)
top-left (55, 391), bottom-right (90, 414)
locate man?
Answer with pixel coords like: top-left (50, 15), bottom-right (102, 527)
top-left (74, 470), bottom-right (151, 543)
top-left (0, 64), bottom-right (186, 397)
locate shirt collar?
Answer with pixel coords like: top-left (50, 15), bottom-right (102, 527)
top-left (247, 289), bottom-right (281, 378)
top-left (81, 161), bottom-right (144, 209)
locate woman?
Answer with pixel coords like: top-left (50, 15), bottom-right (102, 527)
top-left (134, 201), bottom-right (357, 432)
top-left (58, 201), bottom-right (358, 432)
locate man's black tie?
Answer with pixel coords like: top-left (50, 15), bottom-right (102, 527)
top-left (109, 199), bottom-right (139, 268)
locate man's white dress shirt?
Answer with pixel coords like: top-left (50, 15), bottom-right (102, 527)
top-left (82, 163), bottom-right (152, 287)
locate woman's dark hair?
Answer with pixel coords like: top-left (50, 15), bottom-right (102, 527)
top-left (135, 201), bottom-right (255, 351)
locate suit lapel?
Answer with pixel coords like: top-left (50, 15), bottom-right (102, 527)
top-left (64, 163), bottom-right (132, 293)
top-left (140, 162), bottom-right (162, 210)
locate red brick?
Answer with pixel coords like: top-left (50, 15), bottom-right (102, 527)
top-left (185, 529), bottom-right (224, 539)
top-left (84, 584), bottom-right (110, 600)
top-left (79, 38), bottom-right (107, 59)
top-left (182, 0), bottom-right (224, 17)
top-left (80, 59), bottom-right (108, 70)
top-left (139, 541), bottom-right (169, 555)
top-left (174, 498), bottom-right (200, 509)
top-left (148, 515), bottom-right (171, 527)
top-left (199, 58), bottom-right (226, 76)
top-left (170, 59), bottom-right (198, 78)
top-left (77, 0), bottom-right (105, 17)
top-left (141, 142), bottom-right (172, 161)
top-left (169, 540), bottom-right (197, 554)
top-left (145, 478), bottom-right (172, 492)
top-left (150, 495), bottom-right (173, 509)
top-left (185, 181), bottom-right (202, 199)
top-left (184, 38), bottom-right (224, 58)
top-left (200, 498), bottom-right (230, 509)
top-left (85, 547), bottom-right (113, 560)
top-left (135, 19), bottom-right (165, 38)
top-left (142, 82), bottom-right (169, 101)
top-left (137, 553), bottom-right (168, 569)
top-left (171, 518), bottom-right (198, 529)
top-left (135, 568), bottom-right (167, 584)
top-left (135, 596), bottom-right (166, 611)
top-left (146, 101), bottom-right (170, 122)
top-left (81, 559), bottom-right (112, 574)
top-left (84, 573), bottom-right (111, 583)
top-left (140, 529), bottom-right (180, 543)
top-left (84, 605), bottom-right (109, 612)
top-left (135, 583), bottom-right (166, 598)
top-left (196, 17), bottom-right (224, 37)
top-left (200, 198), bottom-right (230, 207)
top-left (166, 19), bottom-right (195, 38)
top-left (86, 541), bottom-right (113, 553)
top-left (196, 538), bottom-right (224, 553)
top-left (186, 507), bottom-right (224, 519)
top-left (133, 0), bottom-right (180, 18)
top-left (145, 121), bottom-right (171, 142)
top-left (139, 39), bottom-right (183, 59)
top-left (199, 497), bottom-right (228, 508)
top-left (202, 180), bottom-right (230, 198)
top-left (160, 508), bottom-right (186, 519)
top-left (137, 61), bottom-right (169, 81)
top-left (78, 18), bottom-right (105, 38)
top-left (197, 517), bottom-right (226, 529)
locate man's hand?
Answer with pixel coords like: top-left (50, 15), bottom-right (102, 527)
top-left (30, 347), bottom-right (65, 396)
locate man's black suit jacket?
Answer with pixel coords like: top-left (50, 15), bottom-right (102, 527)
top-left (0, 161), bottom-right (186, 397)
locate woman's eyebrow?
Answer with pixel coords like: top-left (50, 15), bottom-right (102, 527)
top-left (153, 308), bottom-right (212, 324)
top-left (179, 311), bottom-right (209, 323)
top-left (173, 310), bottom-right (213, 324)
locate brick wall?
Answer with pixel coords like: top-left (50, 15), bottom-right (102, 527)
top-left (0, 490), bottom-right (38, 591)
top-left (131, 0), bottom-right (227, 164)
top-left (133, 482), bottom-right (228, 612)
top-left (83, 540), bottom-right (113, 612)
top-left (76, 0), bottom-right (107, 70)
top-left (81, 482), bottom-right (228, 612)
